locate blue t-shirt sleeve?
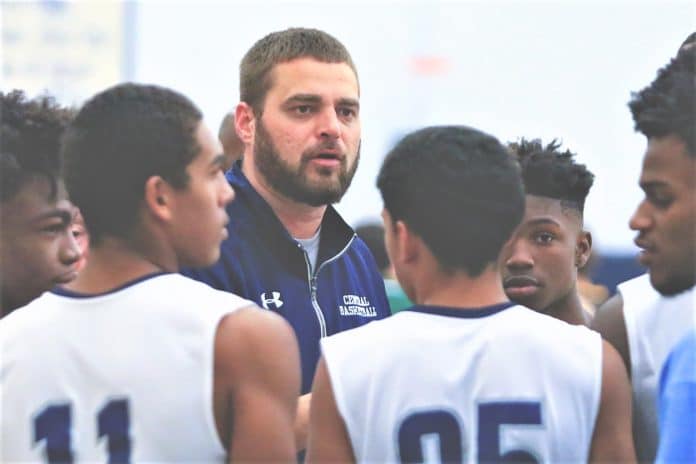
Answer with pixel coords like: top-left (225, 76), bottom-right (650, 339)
top-left (656, 331), bottom-right (696, 463)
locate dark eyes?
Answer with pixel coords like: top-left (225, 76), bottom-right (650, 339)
top-left (295, 105), bottom-right (313, 115)
top-left (42, 222), bottom-right (70, 235)
top-left (291, 106), bottom-right (357, 119)
top-left (647, 192), bottom-right (673, 209)
top-left (642, 184), bottom-right (674, 209)
top-left (534, 232), bottom-right (555, 245)
top-left (338, 107), bottom-right (357, 118)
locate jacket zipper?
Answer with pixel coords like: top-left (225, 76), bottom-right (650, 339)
top-left (302, 248), bottom-right (327, 338)
top-left (299, 234), bottom-right (356, 338)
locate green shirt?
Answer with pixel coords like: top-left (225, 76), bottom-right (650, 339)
top-left (384, 279), bottom-right (412, 314)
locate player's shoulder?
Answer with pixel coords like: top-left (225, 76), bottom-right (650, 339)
top-left (617, 273), bottom-right (652, 294)
top-left (616, 273), bottom-right (660, 311)
top-left (215, 304), bottom-right (297, 365)
top-left (499, 307), bottom-right (604, 385)
top-left (0, 294), bottom-right (71, 363)
top-left (0, 291), bottom-right (57, 337)
top-left (321, 309), bottom-right (410, 352)
top-left (499, 303), bottom-right (575, 326)
top-left (218, 304), bottom-right (290, 336)
top-left (155, 273), bottom-right (253, 307)
top-left (500, 305), bottom-right (600, 346)
top-left (619, 276), bottom-right (692, 327)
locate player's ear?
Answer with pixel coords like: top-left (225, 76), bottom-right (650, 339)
top-left (575, 230), bottom-right (592, 268)
top-left (396, 220), bottom-right (419, 264)
top-left (144, 176), bottom-right (174, 222)
top-left (235, 102), bottom-right (255, 146)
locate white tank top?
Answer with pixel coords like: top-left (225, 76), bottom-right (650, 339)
top-left (321, 303), bottom-right (602, 463)
top-left (0, 273), bottom-right (253, 462)
top-left (618, 274), bottom-right (695, 461)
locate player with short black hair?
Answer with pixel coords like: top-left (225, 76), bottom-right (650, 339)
top-left (308, 125), bottom-right (635, 463)
top-left (593, 47), bottom-right (696, 462)
top-left (1, 83), bottom-right (300, 462)
top-left (377, 126), bottom-right (524, 277)
top-left (62, 83), bottom-right (205, 246)
top-left (627, 44), bottom-right (695, 296)
top-left (501, 138), bottom-right (596, 325)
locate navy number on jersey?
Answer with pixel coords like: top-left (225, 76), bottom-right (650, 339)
top-left (399, 410), bottom-right (464, 462)
top-left (33, 404), bottom-right (73, 463)
top-left (397, 401), bottom-right (542, 463)
top-left (33, 399), bottom-right (131, 463)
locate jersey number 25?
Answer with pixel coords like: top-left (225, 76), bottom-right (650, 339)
top-left (398, 401), bottom-right (542, 462)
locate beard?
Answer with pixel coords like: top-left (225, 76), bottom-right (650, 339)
top-left (253, 119), bottom-right (359, 207)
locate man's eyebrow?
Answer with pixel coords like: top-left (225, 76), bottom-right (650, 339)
top-left (525, 217), bottom-right (561, 227)
top-left (211, 153), bottom-right (227, 167)
top-left (284, 94), bottom-right (322, 105)
top-left (639, 179), bottom-right (669, 190)
top-left (283, 95), bottom-right (360, 110)
top-left (337, 98), bottom-right (359, 109)
top-left (31, 209), bottom-right (73, 225)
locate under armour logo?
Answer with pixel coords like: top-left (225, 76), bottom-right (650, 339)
top-left (261, 291), bottom-right (284, 310)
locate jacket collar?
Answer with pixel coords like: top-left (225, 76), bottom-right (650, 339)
top-left (226, 161), bottom-right (356, 265)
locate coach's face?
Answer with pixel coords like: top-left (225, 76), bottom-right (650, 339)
top-left (245, 57), bottom-right (361, 206)
top-left (630, 135), bottom-right (695, 296)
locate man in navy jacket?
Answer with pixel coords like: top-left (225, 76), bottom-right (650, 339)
top-left (183, 28), bottom-right (390, 451)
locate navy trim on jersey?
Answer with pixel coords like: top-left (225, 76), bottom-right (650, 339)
top-left (51, 272), bottom-right (172, 298)
top-left (406, 302), bottom-right (514, 319)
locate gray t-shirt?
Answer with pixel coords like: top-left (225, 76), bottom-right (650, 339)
top-left (295, 226), bottom-right (321, 274)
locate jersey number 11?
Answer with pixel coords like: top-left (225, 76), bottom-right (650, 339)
top-left (33, 398), bottom-right (130, 463)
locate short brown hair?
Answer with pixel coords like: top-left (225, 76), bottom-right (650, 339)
top-left (240, 28), bottom-right (358, 115)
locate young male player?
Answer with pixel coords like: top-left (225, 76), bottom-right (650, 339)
top-left (592, 47), bottom-right (696, 461)
top-left (500, 138), bottom-right (595, 325)
top-left (0, 83), bottom-right (300, 462)
top-left (307, 125), bottom-right (635, 462)
top-left (0, 91), bottom-right (82, 316)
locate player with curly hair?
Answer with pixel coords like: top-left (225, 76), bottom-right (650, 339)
top-left (0, 90), bottom-right (82, 316)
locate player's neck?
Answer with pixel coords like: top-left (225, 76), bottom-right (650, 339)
top-left (244, 165), bottom-right (326, 239)
top-left (545, 289), bottom-right (589, 326)
top-left (63, 237), bottom-right (165, 294)
top-left (418, 266), bottom-right (509, 309)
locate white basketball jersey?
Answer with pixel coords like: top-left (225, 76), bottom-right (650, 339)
top-left (618, 274), bottom-right (695, 462)
top-left (0, 273), bottom-right (253, 463)
top-left (321, 303), bottom-right (602, 463)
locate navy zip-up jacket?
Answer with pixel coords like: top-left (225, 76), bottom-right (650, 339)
top-left (183, 163), bottom-right (390, 393)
